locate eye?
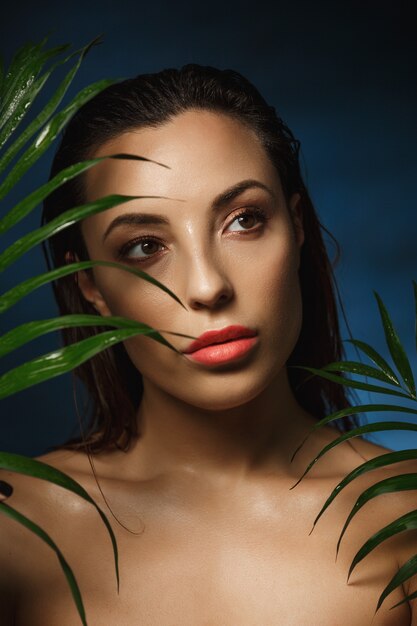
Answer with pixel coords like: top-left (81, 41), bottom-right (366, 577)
top-left (226, 207), bottom-right (269, 232)
top-left (118, 237), bottom-right (165, 262)
top-left (117, 207), bottom-right (269, 263)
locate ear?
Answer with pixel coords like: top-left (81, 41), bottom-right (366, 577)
top-left (65, 252), bottom-right (112, 317)
top-left (288, 192), bottom-right (305, 249)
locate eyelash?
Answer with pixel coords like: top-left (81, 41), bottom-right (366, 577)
top-left (117, 206), bottom-right (269, 263)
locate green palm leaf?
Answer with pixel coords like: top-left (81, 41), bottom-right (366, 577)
top-left (379, 554), bottom-right (417, 610)
top-left (0, 77), bottom-right (115, 203)
top-left (292, 285), bottom-right (417, 611)
top-left (0, 313), bottom-right (196, 358)
top-left (322, 360), bottom-right (402, 387)
top-left (0, 501), bottom-right (87, 626)
top-left (346, 509), bottom-right (417, 582)
top-left (345, 339), bottom-right (400, 385)
top-left (374, 291), bottom-right (416, 398)
top-left (290, 421), bottom-right (417, 488)
top-left (0, 69), bottom-right (51, 151)
top-left (290, 403), bottom-right (417, 464)
top-left (0, 451), bottom-right (120, 592)
top-left (0, 153), bottom-right (167, 234)
top-left (0, 35), bottom-right (169, 624)
top-left (0, 37), bottom-right (102, 174)
top-left (291, 366), bottom-right (412, 399)
top-left (336, 473), bottom-right (417, 556)
top-left (308, 449), bottom-right (417, 531)
top-left (0, 194), bottom-right (141, 271)
top-left (0, 325), bottom-right (181, 399)
top-left (0, 38), bottom-right (59, 116)
top-left (0, 259), bottom-right (185, 313)
top-left (0, 39), bottom-right (69, 144)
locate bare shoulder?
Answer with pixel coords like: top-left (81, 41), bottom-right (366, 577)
top-left (347, 434), bottom-right (402, 461)
top-left (0, 448), bottom-right (94, 516)
top-left (0, 447), bottom-right (107, 619)
top-left (0, 448), bottom-right (101, 564)
top-left (0, 446), bottom-right (114, 626)
top-left (338, 435), bottom-right (417, 613)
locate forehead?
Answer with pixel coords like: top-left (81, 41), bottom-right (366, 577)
top-left (85, 109), bottom-right (284, 203)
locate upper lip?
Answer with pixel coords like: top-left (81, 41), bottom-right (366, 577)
top-left (182, 325), bottom-right (257, 354)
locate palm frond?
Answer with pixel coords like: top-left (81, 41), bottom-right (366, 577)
top-left (374, 291), bottom-right (416, 398)
top-left (0, 38), bottom-right (70, 147)
top-left (0, 36), bottom-right (102, 174)
top-left (0, 36), bottom-right (171, 625)
top-left (292, 283), bottom-right (417, 612)
top-left (0, 77), bottom-right (114, 202)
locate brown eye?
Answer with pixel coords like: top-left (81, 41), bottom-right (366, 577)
top-left (119, 237), bottom-right (165, 262)
top-left (227, 207), bottom-right (268, 232)
top-left (237, 213), bottom-right (257, 229)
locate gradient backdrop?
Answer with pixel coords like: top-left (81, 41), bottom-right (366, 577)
top-left (1, 1), bottom-right (416, 456)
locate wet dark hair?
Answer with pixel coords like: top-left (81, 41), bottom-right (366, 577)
top-left (42, 64), bottom-right (358, 455)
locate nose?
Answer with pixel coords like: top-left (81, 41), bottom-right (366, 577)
top-left (183, 248), bottom-right (234, 311)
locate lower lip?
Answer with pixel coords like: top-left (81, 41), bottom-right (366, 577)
top-left (185, 336), bottom-right (258, 365)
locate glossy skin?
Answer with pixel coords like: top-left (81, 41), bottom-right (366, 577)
top-left (79, 109), bottom-right (309, 482)
top-left (0, 110), bottom-right (416, 625)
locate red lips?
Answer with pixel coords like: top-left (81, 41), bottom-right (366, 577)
top-left (182, 325), bottom-right (257, 354)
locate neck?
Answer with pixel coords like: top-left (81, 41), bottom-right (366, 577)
top-left (126, 367), bottom-right (317, 489)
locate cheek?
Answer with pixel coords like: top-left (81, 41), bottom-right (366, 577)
top-left (253, 236), bottom-right (303, 354)
top-left (243, 231), bottom-right (301, 308)
top-left (92, 268), bottom-right (173, 323)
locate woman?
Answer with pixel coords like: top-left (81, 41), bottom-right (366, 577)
top-left (0, 64), bottom-right (415, 625)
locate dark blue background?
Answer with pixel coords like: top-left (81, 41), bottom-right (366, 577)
top-left (1, 1), bottom-right (416, 455)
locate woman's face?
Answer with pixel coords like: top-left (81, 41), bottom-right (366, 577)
top-left (79, 109), bottom-right (304, 410)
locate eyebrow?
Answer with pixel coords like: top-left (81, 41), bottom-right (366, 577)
top-left (102, 179), bottom-right (276, 241)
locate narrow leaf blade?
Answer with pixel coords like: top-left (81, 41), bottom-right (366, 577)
top-left (0, 313), bottom-right (196, 358)
top-left (0, 78), bottom-right (115, 202)
top-left (375, 553), bottom-right (417, 611)
top-left (290, 403), bottom-right (417, 465)
top-left (291, 421), bottom-right (417, 488)
top-left (292, 366), bottom-right (412, 399)
top-left (374, 291), bottom-right (416, 398)
top-left (310, 449), bottom-right (417, 530)
top-left (347, 509), bottom-right (417, 581)
top-left (0, 36), bottom-right (103, 175)
top-left (336, 473), bottom-right (417, 555)
top-left (0, 195), bottom-right (138, 271)
top-left (0, 451), bottom-right (120, 592)
top-left (0, 502), bottom-right (87, 626)
top-left (0, 452), bottom-right (120, 591)
top-left (0, 259), bottom-right (185, 313)
top-left (323, 360), bottom-right (401, 386)
top-left (0, 154), bottom-right (166, 234)
top-left (346, 339), bottom-right (401, 386)
top-left (0, 326), bottom-right (179, 399)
